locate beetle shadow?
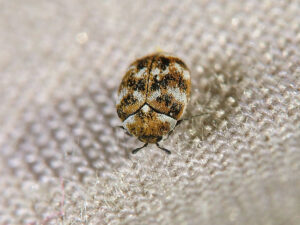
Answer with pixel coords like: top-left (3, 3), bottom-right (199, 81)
top-left (178, 58), bottom-right (245, 142)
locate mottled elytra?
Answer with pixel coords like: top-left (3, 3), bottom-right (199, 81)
top-left (116, 52), bottom-right (191, 154)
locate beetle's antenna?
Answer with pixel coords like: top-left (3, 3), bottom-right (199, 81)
top-left (156, 143), bottom-right (171, 154)
top-left (132, 143), bottom-right (148, 154)
top-left (176, 112), bottom-right (210, 127)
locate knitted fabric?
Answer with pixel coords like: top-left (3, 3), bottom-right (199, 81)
top-left (0, 0), bottom-right (300, 224)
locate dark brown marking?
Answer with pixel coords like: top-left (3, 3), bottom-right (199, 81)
top-left (158, 57), bottom-right (170, 70)
top-left (135, 79), bottom-right (146, 91)
top-left (169, 102), bottom-right (182, 118)
top-left (150, 74), bottom-right (177, 91)
top-left (123, 94), bottom-right (137, 106)
top-left (156, 94), bottom-right (172, 106)
top-left (117, 108), bottom-right (127, 120)
top-left (137, 58), bottom-right (148, 70)
top-left (139, 135), bottom-right (162, 143)
top-left (174, 58), bottom-right (188, 70)
top-left (178, 76), bottom-right (187, 90)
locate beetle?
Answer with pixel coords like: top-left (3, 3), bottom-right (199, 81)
top-left (116, 52), bottom-right (191, 154)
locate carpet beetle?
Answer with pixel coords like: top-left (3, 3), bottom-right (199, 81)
top-left (116, 52), bottom-right (191, 154)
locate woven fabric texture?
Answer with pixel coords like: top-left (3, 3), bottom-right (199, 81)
top-left (0, 0), bottom-right (300, 224)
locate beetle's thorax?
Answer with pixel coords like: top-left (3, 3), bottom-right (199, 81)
top-left (123, 104), bottom-right (177, 143)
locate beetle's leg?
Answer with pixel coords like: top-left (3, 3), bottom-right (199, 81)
top-left (167, 130), bottom-right (174, 138)
top-left (115, 126), bottom-right (132, 137)
top-left (156, 143), bottom-right (171, 154)
top-left (132, 143), bottom-right (148, 154)
top-left (175, 119), bottom-right (184, 127)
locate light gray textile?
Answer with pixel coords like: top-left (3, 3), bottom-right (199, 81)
top-left (0, 0), bottom-right (300, 224)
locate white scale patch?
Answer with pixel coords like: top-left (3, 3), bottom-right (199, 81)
top-left (141, 104), bottom-right (150, 113)
top-left (117, 88), bottom-right (128, 105)
top-left (152, 67), bottom-right (170, 81)
top-left (162, 67), bottom-right (169, 75)
top-left (134, 67), bottom-right (147, 78)
top-left (183, 69), bottom-right (190, 80)
top-left (156, 113), bottom-right (177, 132)
top-left (174, 63), bottom-right (190, 80)
top-left (123, 114), bottom-right (136, 132)
top-left (148, 87), bottom-right (187, 106)
top-left (133, 90), bottom-right (144, 103)
top-left (152, 67), bottom-right (160, 76)
top-left (148, 90), bottom-right (161, 102)
top-left (167, 87), bottom-right (188, 106)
